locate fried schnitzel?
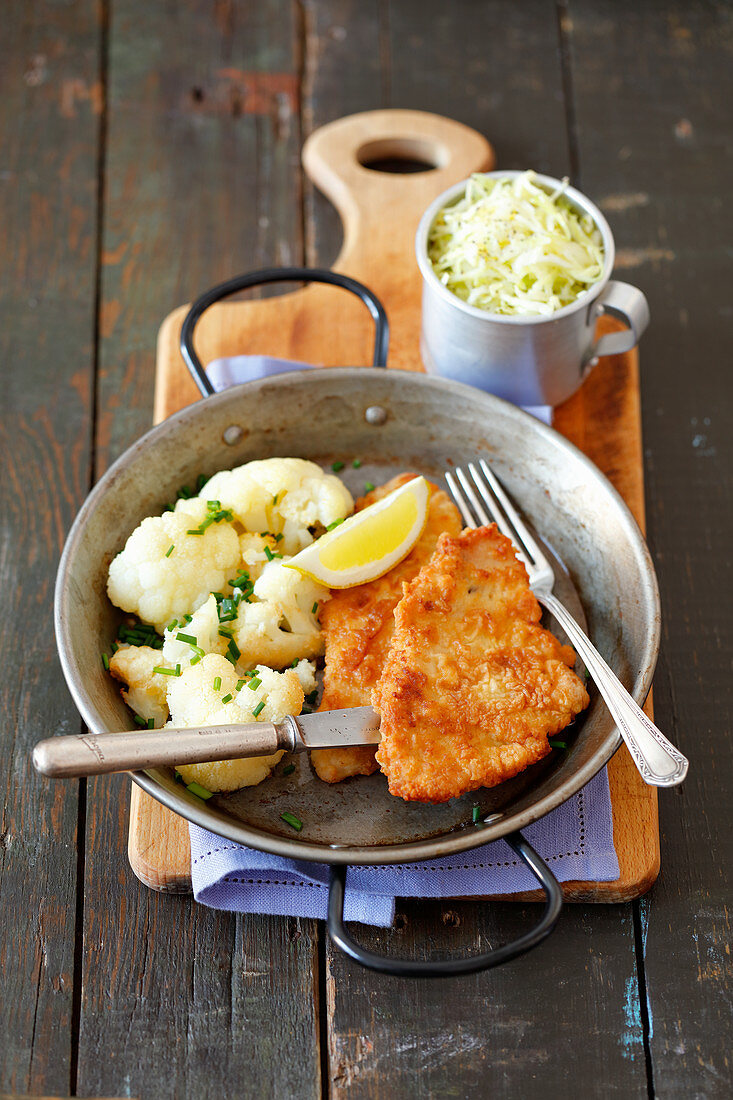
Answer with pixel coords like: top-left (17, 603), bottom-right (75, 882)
top-left (373, 525), bottom-right (589, 803)
top-left (311, 474), bottom-right (462, 784)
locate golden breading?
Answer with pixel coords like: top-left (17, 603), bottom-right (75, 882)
top-left (373, 525), bottom-right (589, 803)
top-left (311, 474), bottom-right (463, 783)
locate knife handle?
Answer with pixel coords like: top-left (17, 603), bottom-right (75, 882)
top-left (32, 719), bottom-right (301, 779)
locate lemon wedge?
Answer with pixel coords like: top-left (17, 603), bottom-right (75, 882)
top-left (284, 476), bottom-right (429, 588)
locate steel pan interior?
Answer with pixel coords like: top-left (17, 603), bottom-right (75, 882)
top-left (55, 369), bottom-right (660, 864)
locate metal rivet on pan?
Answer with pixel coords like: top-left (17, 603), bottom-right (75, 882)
top-left (365, 405), bottom-right (388, 425)
top-left (223, 425), bottom-right (244, 445)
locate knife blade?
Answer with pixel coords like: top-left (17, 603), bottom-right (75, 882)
top-left (31, 706), bottom-right (381, 779)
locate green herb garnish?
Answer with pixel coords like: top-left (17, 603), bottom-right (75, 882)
top-left (364, 481), bottom-right (375, 492)
top-left (282, 764), bottom-right (296, 776)
top-left (472, 804), bottom-right (481, 825)
top-left (176, 632), bottom-right (197, 645)
top-left (221, 693), bottom-right (233, 704)
top-left (252, 700), bottom-right (265, 717)
top-left (311, 602), bottom-right (319, 615)
top-left (134, 714), bottom-right (147, 727)
top-left (331, 461), bottom-right (345, 472)
top-left (213, 676), bottom-right (222, 692)
top-left (153, 665), bottom-right (181, 677)
top-left (165, 544), bottom-right (175, 558)
top-left (236, 679), bottom-right (245, 692)
top-left (248, 677), bottom-right (262, 691)
top-left (352, 458), bottom-right (362, 468)
top-left (101, 652), bottom-right (110, 670)
top-left (280, 811), bottom-right (302, 831)
top-left (548, 739), bottom-right (568, 750)
top-left (187, 781), bottom-right (214, 800)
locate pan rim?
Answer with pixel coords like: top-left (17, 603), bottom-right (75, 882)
top-left (55, 368), bottom-right (660, 865)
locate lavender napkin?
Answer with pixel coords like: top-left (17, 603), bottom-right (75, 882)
top-left (188, 355), bottom-right (619, 925)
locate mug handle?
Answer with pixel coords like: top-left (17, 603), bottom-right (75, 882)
top-left (588, 280), bottom-right (650, 362)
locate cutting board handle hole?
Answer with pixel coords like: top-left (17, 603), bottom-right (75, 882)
top-left (356, 137), bottom-right (445, 174)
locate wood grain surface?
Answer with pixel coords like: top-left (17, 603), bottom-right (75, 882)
top-left (3, 1), bottom-right (730, 1098)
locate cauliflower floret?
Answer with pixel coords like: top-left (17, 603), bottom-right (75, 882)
top-left (162, 594), bottom-right (227, 670)
top-left (107, 498), bottom-right (241, 633)
top-left (231, 559), bottom-right (326, 669)
top-left (293, 658), bottom-right (317, 695)
top-left (238, 532), bottom-right (279, 583)
top-left (201, 457), bottom-right (353, 554)
top-left (167, 654), bottom-right (304, 791)
top-left (108, 645), bottom-right (170, 727)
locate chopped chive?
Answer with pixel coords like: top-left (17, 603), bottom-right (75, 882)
top-left (331, 460), bottom-right (345, 472)
top-left (326, 518), bottom-right (344, 531)
top-left (165, 544), bottom-right (175, 557)
top-left (187, 528), bottom-right (204, 536)
top-left (548, 739), bottom-right (568, 750)
top-left (196, 474), bottom-right (208, 492)
top-left (311, 602), bottom-right (319, 615)
top-left (280, 811), bottom-right (302, 831)
top-left (206, 499), bottom-right (221, 512)
top-left (190, 655), bottom-right (202, 666)
top-left (110, 641), bottom-right (118, 654)
top-left (134, 714), bottom-right (147, 727)
top-left (472, 804), bottom-right (481, 825)
top-left (290, 658), bottom-right (299, 668)
top-left (147, 718), bottom-right (155, 729)
top-left (221, 693), bottom-right (233, 704)
top-left (177, 485), bottom-right (192, 499)
top-left (184, 614), bottom-right (193, 623)
top-left (252, 700), bottom-right (265, 717)
top-left (236, 679), bottom-right (245, 691)
top-left (176, 632), bottom-right (197, 645)
top-left (272, 493), bottom-right (279, 505)
top-left (264, 545), bottom-right (275, 561)
top-left (364, 481), bottom-right (375, 492)
top-left (305, 691), bottom-right (318, 705)
top-left (218, 627), bottom-right (233, 638)
top-left (248, 677), bottom-right (262, 691)
top-left (282, 764), bottom-right (296, 776)
top-left (153, 665), bottom-right (180, 677)
top-left (352, 458), bottom-right (362, 468)
top-left (174, 770), bottom-right (185, 784)
top-left (101, 652), bottom-right (110, 670)
top-left (187, 781), bottom-right (214, 800)
top-left (227, 638), bottom-right (241, 661)
top-left (273, 532), bottom-right (284, 542)
top-left (167, 619), bottom-right (179, 631)
top-left (213, 676), bottom-right (222, 692)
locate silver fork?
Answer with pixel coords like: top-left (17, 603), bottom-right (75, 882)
top-left (445, 459), bottom-right (688, 787)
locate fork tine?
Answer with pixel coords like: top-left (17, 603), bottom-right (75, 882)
top-left (444, 471), bottom-right (477, 529)
top-left (455, 467), bottom-right (493, 526)
top-left (466, 463), bottom-right (532, 570)
top-left (477, 460), bottom-right (550, 568)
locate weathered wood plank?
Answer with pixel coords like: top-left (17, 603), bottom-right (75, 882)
top-left (78, 4), bottom-right (321, 1098)
top-left (565, 1), bottom-right (733, 1094)
top-left (0, 0), bottom-right (101, 1093)
top-left (305, 2), bottom-right (648, 1096)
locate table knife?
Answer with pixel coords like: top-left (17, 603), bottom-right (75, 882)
top-left (32, 707), bottom-right (381, 779)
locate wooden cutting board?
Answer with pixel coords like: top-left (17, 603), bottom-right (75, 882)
top-left (128, 110), bottom-right (659, 902)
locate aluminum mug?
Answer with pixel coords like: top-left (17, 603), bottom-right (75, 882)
top-left (415, 170), bottom-right (650, 407)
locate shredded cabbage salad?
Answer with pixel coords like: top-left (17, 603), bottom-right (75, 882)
top-left (427, 171), bottom-right (604, 316)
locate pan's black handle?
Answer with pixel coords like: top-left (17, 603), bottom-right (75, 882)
top-left (327, 831), bottom-right (562, 978)
top-left (180, 267), bottom-right (390, 397)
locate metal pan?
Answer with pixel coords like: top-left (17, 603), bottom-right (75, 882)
top-left (54, 269), bottom-right (660, 977)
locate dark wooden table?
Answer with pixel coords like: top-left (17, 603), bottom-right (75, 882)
top-left (2, 2), bottom-right (731, 1097)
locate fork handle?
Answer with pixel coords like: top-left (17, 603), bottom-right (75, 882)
top-left (539, 592), bottom-right (688, 787)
